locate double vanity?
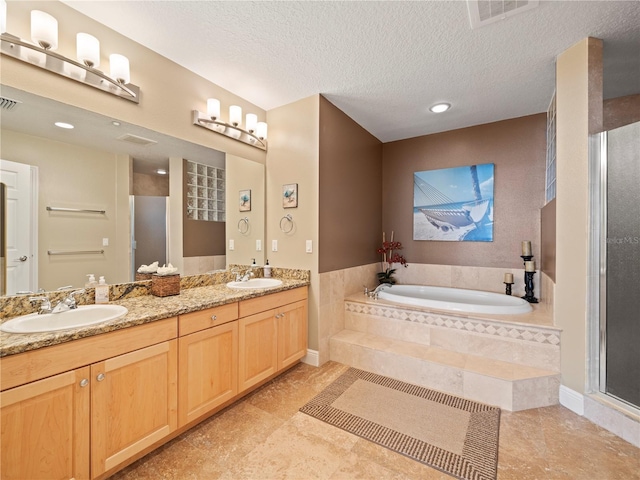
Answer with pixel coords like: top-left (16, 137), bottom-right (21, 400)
top-left (0, 270), bottom-right (309, 480)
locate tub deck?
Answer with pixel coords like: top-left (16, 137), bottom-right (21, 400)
top-left (330, 294), bottom-right (560, 411)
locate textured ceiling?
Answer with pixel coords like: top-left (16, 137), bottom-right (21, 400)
top-left (63, 1), bottom-right (640, 143)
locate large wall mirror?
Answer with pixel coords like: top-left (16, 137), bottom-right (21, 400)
top-left (0, 85), bottom-right (265, 296)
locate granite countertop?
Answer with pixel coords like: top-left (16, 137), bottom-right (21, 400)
top-left (0, 278), bottom-right (309, 358)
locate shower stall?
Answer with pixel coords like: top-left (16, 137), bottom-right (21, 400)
top-left (592, 121), bottom-right (640, 410)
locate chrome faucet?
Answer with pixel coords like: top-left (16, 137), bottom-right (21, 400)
top-left (367, 283), bottom-right (391, 299)
top-left (231, 266), bottom-right (255, 282)
top-left (29, 296), bottom-right (52, 315)
top-left (51, 289), bottom-right (86, 314)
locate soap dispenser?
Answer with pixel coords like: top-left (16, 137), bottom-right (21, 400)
top-left (85, 274), bottom-right (97, 288)
top-left (263, 260), bottom-right (271, 278)
top-left (95, 276), bottom-right (109, 304)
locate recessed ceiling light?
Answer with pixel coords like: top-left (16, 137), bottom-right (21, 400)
top-left (429, 103), bottom-right (451, 113)
top-left (112, 121), bottom-right (121, 127)
top-left (54, 121), bottom-right (74, 129)
top-left (156, 169), bottom-right (167, 175)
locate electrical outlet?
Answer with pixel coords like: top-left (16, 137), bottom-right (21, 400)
top-left (102, 237), bottom-right (109, 247)
top-left (256, 239), bottom-right (262, 251)
top-left (272, 240), bottom-right (278, 252)
top-left (306, 240), bottom-right (313, 253)
top-left (229, 239), bottom-right (235, 251)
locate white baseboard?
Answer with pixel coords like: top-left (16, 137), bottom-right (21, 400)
top-left (301, 349), bottom-right (319, 367)
top-left (559, 385), bottom-right (585, 416)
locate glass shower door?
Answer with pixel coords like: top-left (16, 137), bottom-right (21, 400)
top-left (601, 121), bottom-right (640, 408)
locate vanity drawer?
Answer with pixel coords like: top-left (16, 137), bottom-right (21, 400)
top-left (178, 302), bottom-right (239, 336)
top-left (239, 286), bottom-right (308, 318)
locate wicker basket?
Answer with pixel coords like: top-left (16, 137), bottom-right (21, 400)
top-left (135, 272), bottom-right (153, 281)
top-left (151, 274), bottom-right (180, 297)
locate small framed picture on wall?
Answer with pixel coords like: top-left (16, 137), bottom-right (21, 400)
top-left (283, 183), bottom-right (298, 208)
top-left (239, 189), bottom-right (251, 212)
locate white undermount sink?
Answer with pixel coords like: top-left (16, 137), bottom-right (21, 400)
top-left (226, 278), bottom-right (283, 289)
top-left (0, 305), bottom-right (129, 334)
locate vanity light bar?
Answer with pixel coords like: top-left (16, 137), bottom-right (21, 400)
top-left (192, 110), bottom-right (267, 151)
top-left (0, 32), bottom-right (140, 103)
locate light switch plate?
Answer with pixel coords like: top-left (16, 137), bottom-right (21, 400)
top-left (272, 240), bottom-right (278, 252)
top-left (229, 239), bottom-right (235, 250)
top-left (306, 240), bottom-right (313, 253)
top-left (256, 239), bottom-right (262, 251)
top-left (102, 238), bottom-right (109, 247)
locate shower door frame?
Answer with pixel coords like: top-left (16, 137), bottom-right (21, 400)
top-left (589, 129), bottom-right (640, 413)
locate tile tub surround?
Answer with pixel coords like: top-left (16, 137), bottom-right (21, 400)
top-left (0, 271), bottom-right (309, 357)
top-left (330, 295), bottom-right (561, 411)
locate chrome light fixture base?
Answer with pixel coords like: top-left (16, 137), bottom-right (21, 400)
top-left (1, 33), bottom-right (140, 104)
top-left (192, 110), bottom-right (267, 151)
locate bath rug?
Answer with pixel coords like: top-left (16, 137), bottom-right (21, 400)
top-left (300, 368), bottom-right (500, 480)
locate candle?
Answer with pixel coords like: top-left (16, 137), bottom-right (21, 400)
top-left (525, 261), bottom-right (536, 272)
top-left (521, 241), bottom-right (532, 256)
top-left (504, 273), bottom-right (514, 283)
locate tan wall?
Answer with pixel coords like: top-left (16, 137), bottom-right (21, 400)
top-left (266, 95), bottom-right (320, 351)
top-left (3, 1), bottom-right (266, 165)
top-left (226, 154), bottom-right (266, 266)
top-left (1, 129), bottom-right (130, 290)
top-left (382, 114), bottom-right (546, 269)
top-left (132, 172), bottom-right (169, 197)
top-left (603, 94), bottom-right (640, 132)
top-left (555, 38), bottom-right (603, 393)
top-left (318, 96), bottom-right (383, 273)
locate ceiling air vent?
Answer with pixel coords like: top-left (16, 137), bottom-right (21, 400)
top-left (467, 0), bottom-right (539, 29)
top-left (0, 97), bottom-right (22, 111)
top-left (117, 133), bottom-right (158, 146)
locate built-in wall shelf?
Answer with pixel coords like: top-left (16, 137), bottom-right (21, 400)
top-left (186, 160), bottom-right (225, 222)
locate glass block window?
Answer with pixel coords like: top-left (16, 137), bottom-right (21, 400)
top-left (545, 92), bottom-right (557, 203)
top-left (185, 160), bottom-right (225, 222)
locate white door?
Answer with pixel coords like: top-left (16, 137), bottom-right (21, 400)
top-left (0, 160), bottom-right (36, 295)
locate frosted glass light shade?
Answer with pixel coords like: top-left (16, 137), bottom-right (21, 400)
top-left (207, 98), bottom-right (220, 119)
top-left (256, 122), bottom-right (268, 140)
top-left (109, 53), bottom-right (130, 84)
top-left (31, 10), bottom-right (58, 50)
top-left (77, 33), bottom-right (100, 68)
top-left (229, 105), bottom-right (242, 126)
top-left (245, 113), bottom-right (258, 133)
top-left (1, 0), bottom-right (7, 34)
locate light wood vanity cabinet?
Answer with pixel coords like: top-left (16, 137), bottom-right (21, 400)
top-left (238, 287), bottom-right (308, 392)
top-left (0, 286), bottom-right (308, 480)
top-left (90, 340), bottom-right (178, 477)
top-left (0, 318), bottom-right (177, 480)
top-left (178, 304), bottom-right (239, 427)
top-left (0, 367), bottom-right (91, 480)
top-left (238, 309), bottom-right (279, 391)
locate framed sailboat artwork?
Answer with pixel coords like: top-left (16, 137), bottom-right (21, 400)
top-left (413, 164), bottom-right (494, 242)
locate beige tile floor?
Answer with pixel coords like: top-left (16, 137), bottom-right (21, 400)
top-left (111, 362), bottom-right (640, 480)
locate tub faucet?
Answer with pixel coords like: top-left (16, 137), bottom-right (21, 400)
top-left (369, 283), bottom-right (391, 299)
top-left (52, 289), bottom-right (86, 313)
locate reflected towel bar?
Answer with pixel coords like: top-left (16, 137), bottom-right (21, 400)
top-left (47, 206), bottom-right (106, 214)
top-left (48, 249), bottom-right (105, 256)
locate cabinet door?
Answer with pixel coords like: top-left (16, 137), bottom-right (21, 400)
top-left (178, 321), bottom-right (238, 427)
top-left (91, 340), bottom-right (177, 477)
top-left (277, 299), bottom-right (308, 370)
top-left (238, 310), bottom-right (277, 392)
top-left (1, 367), bottom-right (90, 480)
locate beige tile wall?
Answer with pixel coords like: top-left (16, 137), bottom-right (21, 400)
top-left (318, 262), bottom-right (555, 364)
top-left (182, 255), bottom-right (226, 276)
